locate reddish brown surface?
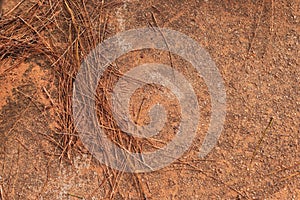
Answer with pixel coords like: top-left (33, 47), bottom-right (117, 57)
top-left (0, 0), bottom-right (299, 199)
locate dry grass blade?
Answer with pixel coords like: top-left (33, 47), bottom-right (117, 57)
top-left (249, 117), bottom-right (274, 166)
top-left (2, 0), bottom-right (26, 17)
top-left (0, 184), bottom-right (5, 200)
top-left (280, 171), bottom-right (300, 182)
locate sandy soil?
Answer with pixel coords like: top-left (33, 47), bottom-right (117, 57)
top-left (0, 0), bottom-right (299, 199)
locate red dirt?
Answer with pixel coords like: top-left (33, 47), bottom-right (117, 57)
top-left (0, 0), bottom-right (299, 199)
